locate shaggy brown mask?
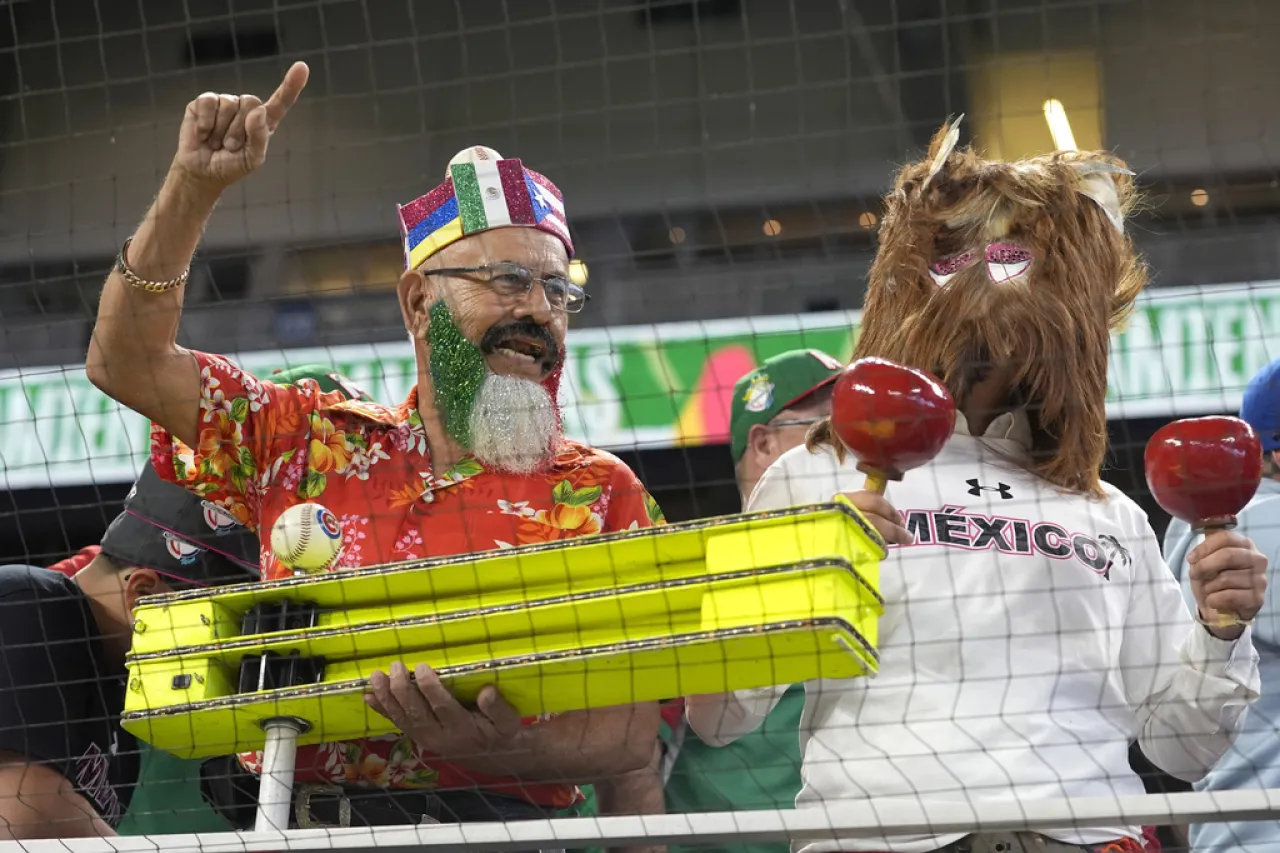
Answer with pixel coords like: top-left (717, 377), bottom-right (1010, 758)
top-left (832, 120), bottom-right (1148, 497)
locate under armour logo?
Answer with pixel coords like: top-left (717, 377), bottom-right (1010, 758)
top-left (966, 479), bottom-right (1013, 499)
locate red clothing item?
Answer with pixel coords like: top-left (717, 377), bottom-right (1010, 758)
top-left (47, 545), bottom-right (102, 578)
top-left (150, 351), bottom-right (665, 808)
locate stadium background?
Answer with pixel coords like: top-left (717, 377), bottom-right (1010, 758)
top-left (0, 1), bottom-right (1274, 847)
top-left (0, 0), bottom-right (1276, 604)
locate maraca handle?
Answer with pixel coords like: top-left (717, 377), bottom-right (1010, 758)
top-left (863, 472), bottom-right (888, 495)
top-left (1199, 522), bottom-right (1248, 629)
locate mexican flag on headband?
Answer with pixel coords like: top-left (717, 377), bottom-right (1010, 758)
top-left (449, 159), bottom-right (570, 249)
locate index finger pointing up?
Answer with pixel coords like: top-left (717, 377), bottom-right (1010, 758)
top-left (263, 61), bottom-right (310, 132)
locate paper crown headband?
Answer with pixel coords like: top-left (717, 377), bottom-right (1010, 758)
top-left (923, 115), bottom-right (1133, 234)
top-left (397, 146), bottom-right (574, 270)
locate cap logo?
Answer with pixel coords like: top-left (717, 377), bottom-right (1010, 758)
top-left (202, 501), bottom-right (239, 534)
top-left (164, 532), bottom-right (205, 565)
top-left (743, 374), bottom-right (775, 413)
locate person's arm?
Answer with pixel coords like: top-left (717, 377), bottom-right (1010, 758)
top-left (1183, 496), bottom-right (1280, 651)
top-left (367, 664), bottom-right (659, 781)
top-left (86, 63), bottom-right (309, 449)
top-left (85, 175), bottom-right (218, 450)
top-left (685, 450), bottom-right (831, 747)
top-left (493, 703), bottom-right (661, 782)
top-left (594, 743), bottom-right (667, 853)
top-left (1120, 517), bottom-right (1261, 781)
top-left (0, 756), bottom-right (115, 840)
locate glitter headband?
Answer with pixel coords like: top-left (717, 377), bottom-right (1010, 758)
top-left (397, 146), bottom-right (574, 270)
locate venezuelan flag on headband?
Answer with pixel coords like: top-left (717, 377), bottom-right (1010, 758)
top-left (397, 146), bottom-right (574, 271)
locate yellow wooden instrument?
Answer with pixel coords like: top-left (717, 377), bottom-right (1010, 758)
top-left (121, 499), bottom-right (885, 758)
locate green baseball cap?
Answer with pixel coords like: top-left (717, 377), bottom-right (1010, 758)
top-left (269, 364), bottom-right (374, 402)
top-left (729, 349), bottom-right (845, 462)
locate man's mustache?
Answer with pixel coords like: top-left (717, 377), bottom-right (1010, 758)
top-left (479, 319), bottom-right (562, 372)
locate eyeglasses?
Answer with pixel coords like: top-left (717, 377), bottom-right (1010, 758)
top-left (768, 416), bottom-right (824, 429)
top-left (422, 262), bottom-right (590, 314)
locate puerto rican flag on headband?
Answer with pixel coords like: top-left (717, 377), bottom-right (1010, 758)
top-left (523, 169), bottom-right (571, 250)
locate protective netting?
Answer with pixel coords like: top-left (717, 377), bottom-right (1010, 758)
top-left (0, 0), bottom-right (1278, 851)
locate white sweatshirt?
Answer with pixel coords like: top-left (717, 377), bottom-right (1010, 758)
top-left (686, 411), bottom-right (1259, 853)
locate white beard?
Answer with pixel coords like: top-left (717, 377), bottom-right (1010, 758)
top-left (468, 372), bottom-right (561, 474)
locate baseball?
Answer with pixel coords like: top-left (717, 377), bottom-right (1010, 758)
top-left (270, 503), bottom-right (344, 574)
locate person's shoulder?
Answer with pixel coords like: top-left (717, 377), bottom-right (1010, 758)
top-left (554, 440), bottom-right (630, 474)
top-left (0, 564), bottom-right (79, 601)
top-left (322, 395), bottom-right (405, 428)
top-left (1096, 480), bottom-right (1153, 529)
top-left (1237, 486), bottom-right (1280, 541)
top-left (775, 441), bottom-right (845, 475)
top-left (748, 441), bottom-right (849, 510)
top-left (0, 566), bottom-right (92, 649)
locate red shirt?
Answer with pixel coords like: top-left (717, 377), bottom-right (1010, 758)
top-left (150, 351), bottom-right (665, 807)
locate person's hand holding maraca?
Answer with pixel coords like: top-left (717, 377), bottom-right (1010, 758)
top-left (1146, 415), bottom-right (1268, 641)
top-left (829, 357), bottom-right (956, 548)
top-left (1185, 530), bottom-right (1267, 640)
top-left (838, 489), bottom-right (914, 547)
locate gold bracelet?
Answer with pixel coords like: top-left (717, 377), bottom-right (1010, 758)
top-left (115, 237), bottom-right (190, 293)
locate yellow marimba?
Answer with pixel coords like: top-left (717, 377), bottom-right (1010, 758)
top-left (121, 499), bottom-right (885, 830)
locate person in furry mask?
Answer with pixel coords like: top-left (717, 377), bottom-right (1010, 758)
top-left (686, 119), bottom-right (1268, 853)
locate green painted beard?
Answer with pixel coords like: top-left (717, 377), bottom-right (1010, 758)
top-left (427, 299), bottom-right (487, 449)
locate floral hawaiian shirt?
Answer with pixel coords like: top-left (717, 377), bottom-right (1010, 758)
top-left (150, 352), bottom-right (666, 808)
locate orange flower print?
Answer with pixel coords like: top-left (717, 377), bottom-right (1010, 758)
top-left (389, 481), bottom-right (428, 509)
top-left (544, 502), bottom-right (601, 533)
top-left (196, 411), bottom-right (243, 476)
top-left (558, 458), bottom-right (613, 490)
top-left (342, 751), bottom-right (390, 787)
top-left (308, 413), bottom-right (353, 475)
top-left (515, 480), bottom-right (605, 544)
top-left (256, 393), bottom-right (306, 454)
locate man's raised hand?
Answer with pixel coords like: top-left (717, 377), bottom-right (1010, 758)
top-left (171, 61), bottom-right (310, 192)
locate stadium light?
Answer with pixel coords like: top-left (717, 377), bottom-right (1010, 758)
top-left (1042, 99), bottom-right (1078, 151)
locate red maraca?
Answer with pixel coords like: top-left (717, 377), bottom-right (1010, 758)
top-left (1145, 415), bottom-right (1263, 627)
top-left (830, 357), bottom-right (957, 494)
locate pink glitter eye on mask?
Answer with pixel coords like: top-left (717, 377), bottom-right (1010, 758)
top-left (985, 243), bottom-right (1034, 283)
top-left (928, 250), bottom-right (976, 286)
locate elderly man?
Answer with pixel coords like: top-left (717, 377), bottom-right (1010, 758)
top-left (86, 62), bottom-right (664, 836)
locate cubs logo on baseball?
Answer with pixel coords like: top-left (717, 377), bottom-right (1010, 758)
top-left (318, 507), bottom-right (342, 539)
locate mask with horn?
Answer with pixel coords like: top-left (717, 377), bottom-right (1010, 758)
top-left (852, 117), bottom-right (1148, 497)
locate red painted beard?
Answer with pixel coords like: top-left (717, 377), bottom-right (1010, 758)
top-left (541, 364), bottom-right (565, 435)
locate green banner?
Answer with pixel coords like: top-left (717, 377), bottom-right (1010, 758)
top-left (1, 282), bottom-right (1276, 489)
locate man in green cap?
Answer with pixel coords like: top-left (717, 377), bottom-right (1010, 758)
top-left (729, 348), bottom-right (845, 504)
top-left (663, 348), bottom-right (844, 853)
